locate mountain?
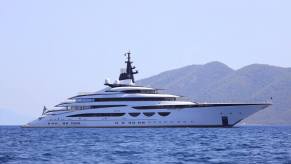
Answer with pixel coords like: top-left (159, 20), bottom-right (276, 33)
top-left (138, 62), bottom-right (291, 125)
top-left (140, 62), bottom-right (234, 100)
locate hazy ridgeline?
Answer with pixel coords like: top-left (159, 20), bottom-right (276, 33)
top-left (138, 62), bottom-right (291, 125)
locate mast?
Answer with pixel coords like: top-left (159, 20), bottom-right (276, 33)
top-left (105, 51), bottom-right (139, 88)
top-left (119, 51), bottom-right (138, 83)
top-left (123, 51), bottom-right (138, 83)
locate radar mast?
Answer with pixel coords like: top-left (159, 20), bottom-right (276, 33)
top-left (119, 51), bottom-right (138, 83)
top-left (105, 51), bottom-right (139, 88)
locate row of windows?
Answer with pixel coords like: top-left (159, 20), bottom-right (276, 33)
top-left (70, 104), bottom-right (196, 110)
top-left (72, 101), bottom-right (257, 109)
top-left (127, 121), bottom-right (145, 125)
top-left (69, 104), bottom-right (200, 110)
top-left (69, 104), bottom-right (196, 111)
top-left (74, 90), bottom-right (159, 101)
top-left (75, 97), bottom-right (176, 103)
top-left (70, 105), bottom-right (126, 110)
top-left (105, 89), bottom-right (157, 93)
top-left (133, 105), bottom-right (197, 109)
top-left (121, 90), bottom-right (158, 94)
top-left (76, 98), bottom-right (95, 103)
top-left (115, 120), bottom-right (194, 125)
top-left (67, 113), bottom-right (126, 117)
top-left (48, 122), bottom-right (80, 125)
top-left (133, 104), bottom-right (262, 109)
top-left (48, 120), bottom-right (198, 126)
top-left (67, 112), bottom-right (171, 117)
top-left (93, 97), bottom-right (176, 102)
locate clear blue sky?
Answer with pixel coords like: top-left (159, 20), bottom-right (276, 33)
top-left (0, 0), bottom-right (290, 125)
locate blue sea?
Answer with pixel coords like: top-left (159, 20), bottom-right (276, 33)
top-left (0, 126), bottom-right (291, 164)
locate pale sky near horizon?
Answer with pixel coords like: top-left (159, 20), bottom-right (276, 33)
top-left (0, 0), bottom-right (291, 125)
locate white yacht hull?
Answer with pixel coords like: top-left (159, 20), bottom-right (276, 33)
top-left (24, 104), bottom-right (269, 128)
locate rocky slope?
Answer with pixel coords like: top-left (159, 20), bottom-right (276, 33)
top-left (138, 62), bottom-right (291, 125)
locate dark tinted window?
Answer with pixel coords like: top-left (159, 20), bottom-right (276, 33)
top-left (67, 113), bottom-right (125, 117)
top-left (129, 113), bottom-right (141, 117)
top-left (143, 112), bottom-right (155, 117)
top-left (158, 112), bottom-right (171, 116)
top-left (94, 97), bottom-right (176, 102)
top-left (133, 105), bottom-right (196, 109)
top-left (71, 105), bottom-right (126, 110)
top-left (122, 90), bottom-right (157, 94)
top-left (91, 105), bottom-right (126, 108)
top-left (133, 104), bottom-right (261, 109)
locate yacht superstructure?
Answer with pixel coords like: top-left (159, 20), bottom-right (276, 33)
top-left (24, 52), bottom-right (271, 128)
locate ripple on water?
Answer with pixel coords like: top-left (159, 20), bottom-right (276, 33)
top-left (0, 126), bottom-right (291, 164)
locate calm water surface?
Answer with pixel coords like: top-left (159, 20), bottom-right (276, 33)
top-left (0, 126), bottom-right (291, 164)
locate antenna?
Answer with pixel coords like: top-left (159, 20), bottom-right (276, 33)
top-left (124, 50), bottom-right (131, 63)
top-left (119, 50), bottom-right (138, 83)
top-left (105, 51), bottom-right (140, 88)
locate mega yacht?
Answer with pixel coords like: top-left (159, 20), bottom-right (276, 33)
top-left (24, 52), bottom-right (271, 128)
